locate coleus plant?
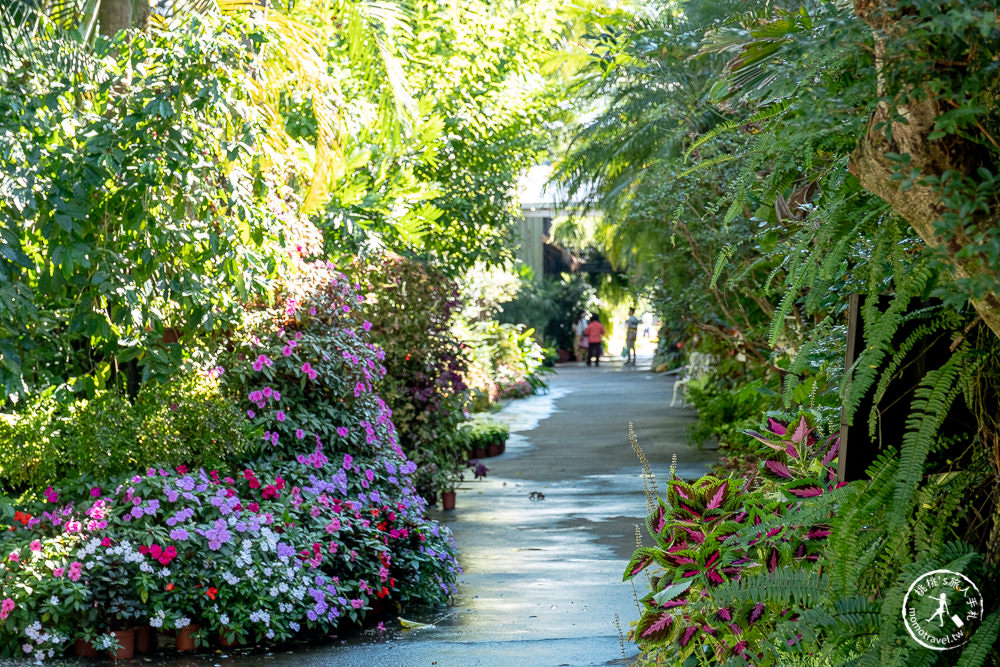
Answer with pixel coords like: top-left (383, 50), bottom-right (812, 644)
top-left (624, 414), bottom-right (840, 663)
top-left (745, 414), bottom-right (842, 498)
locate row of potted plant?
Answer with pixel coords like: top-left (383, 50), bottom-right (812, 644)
top-left (458, 418), bottom-right (510, 460)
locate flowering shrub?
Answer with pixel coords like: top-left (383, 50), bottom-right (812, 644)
top-left (350, 257), bottom-right (470, 498)
top-left (461, 321), bottom-right (548, 406)
top-left (221, 260), bottom-right (388, 460)
top-left (0, 260), bottom-right (461, 658)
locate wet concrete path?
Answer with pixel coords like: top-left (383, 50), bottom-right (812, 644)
top-left (245, 358), bottom-right (718, 667)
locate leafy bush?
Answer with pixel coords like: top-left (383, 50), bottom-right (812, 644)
top-left (462, 321), bottom-right (549, 406)
top-left (457, 418), bottom-right (510, 450)
top-left (0, 15), bottom-right (285, 397)
top-left (498, 274), bottom-right (594, 351)
top-left (0, 372), bottom-right (257, 499)
top-left (349, 257), bottom-right (470, 498)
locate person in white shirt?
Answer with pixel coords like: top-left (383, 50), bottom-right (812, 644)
top-left (573, 312), bottom-right (589, 362)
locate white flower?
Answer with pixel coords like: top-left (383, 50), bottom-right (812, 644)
top-left (278, 582), bottom-right (289, 593)
top-left (220, 613), bottom-right (230, 626)
top-left (175, 616), bottom-right (191, 629)
top-left (139, 562), bottom-right (153, 573)
top-left (48, 596), bottom-right (59, 606)
top-left (266, 629), bottom-right (274, 639)
top-left (149, 616), bottom-right (163, 629)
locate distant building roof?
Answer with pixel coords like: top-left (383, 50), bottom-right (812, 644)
top-left (517, 164), bottom-right (593, 210)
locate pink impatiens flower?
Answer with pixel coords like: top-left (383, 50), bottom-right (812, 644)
top-left (29, 540), bottom-right (41, 552)
top-left (0, 598), bottom-right (14, 620)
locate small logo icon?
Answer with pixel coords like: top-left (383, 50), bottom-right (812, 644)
top-left (902, 569), bottom-right (984, 650)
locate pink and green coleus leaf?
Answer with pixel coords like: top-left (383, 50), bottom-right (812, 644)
top-left (652, 578), bottom-right (693, 606)
top-left (705, 482), bottom-right (729, 510)
top-left (790, 416), bottom-right (811, 443)
top-left (636, 612), bottom-right (675, 642)
top-left (646, 499), bottom-right (670, 540)
top-left (623, 547), bottom-right (660, 581)
top-left (763, 460), bottom-right (792, 478)
top-left (785, 482), bottom-right (825, 498)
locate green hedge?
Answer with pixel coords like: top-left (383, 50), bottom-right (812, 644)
top-left (0, 371), bottom-right (258, 499)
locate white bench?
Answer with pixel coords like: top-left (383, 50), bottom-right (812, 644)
top-left (670, 351), bottom-right (717, 407)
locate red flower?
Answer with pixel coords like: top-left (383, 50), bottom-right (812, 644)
top-left (165, 582), bottom-right (174, 592)
top-left (206, 587), bottom-right (218, 600)
top-left (175, 464), bottom-right (188, 475)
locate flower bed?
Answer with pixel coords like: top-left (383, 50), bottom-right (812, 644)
top-left (0, 263), bottom-right (460, 660)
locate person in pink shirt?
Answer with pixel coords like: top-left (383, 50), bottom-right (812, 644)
top-left (584, 314), bottom-right (605, 367)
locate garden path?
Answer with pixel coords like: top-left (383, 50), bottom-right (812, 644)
top-left (212, 356), bottom-right (716, 666)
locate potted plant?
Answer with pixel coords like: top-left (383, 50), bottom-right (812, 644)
top-left (85, 556), bottom-right (145, 659)
top-left (437, 463), bottom-right (465, 510)
top-left (94, 630), bottom-right (132, 661)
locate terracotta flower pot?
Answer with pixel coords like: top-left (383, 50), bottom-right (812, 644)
top-left (499, 440), bottom-right (506, 454)
top-left (176, 624), bottom-right (201, 652)
top-left (486, 442), bottom-right (501, 457)
top-left (366, 598), bottom-right (386, 622)
top-left (73, 639), bottom-right (98, 658)
top-left (218, 629), bottom-right (243, 648)
top-left (441, 491), bottom-right (456, 510)
top-left (473, 446), bottom-right (487, 459)
top-left (134, 625), bottom-right (152, 654)
top-left (109, 628), bottom-right (135, 660)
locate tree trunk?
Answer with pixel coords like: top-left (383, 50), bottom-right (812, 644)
top-left (97, 0), bottom-right (148, 36)
top-left (848, 0), bottom-right (1000, 340)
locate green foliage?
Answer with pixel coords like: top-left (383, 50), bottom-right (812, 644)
top-left (0, 371), bottom-right (257, 499)
top-left (498, 273), bottom-right (595, 351)
top-left (457, 418), bottom-right (510, 450)
top-left (0, 15), bottom-right (286, 398)
top-left (625, 418), bottom-right (836, 664)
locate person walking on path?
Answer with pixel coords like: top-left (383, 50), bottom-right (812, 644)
top-left (584, 314), bottom-right (605, 367)
top-left (625, 307), bottom-right (640, 366)
top-left (573, 312), bottom-right (589, 362)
